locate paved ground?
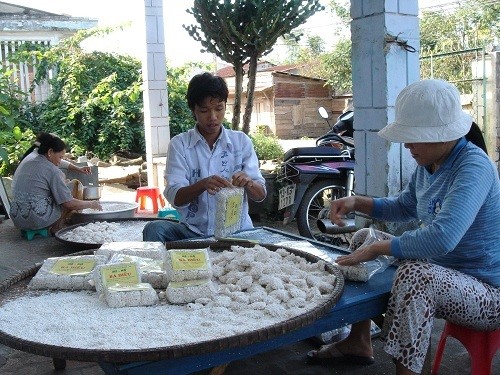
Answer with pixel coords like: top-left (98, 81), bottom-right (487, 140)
top-left (0, 185), bottom-right (497, 375)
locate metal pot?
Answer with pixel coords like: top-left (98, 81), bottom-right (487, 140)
top-left (82, 185), bottom-right (102, 200)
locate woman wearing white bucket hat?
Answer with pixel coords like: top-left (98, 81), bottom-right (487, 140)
top-left (307, 79), bottom-right (500, 374)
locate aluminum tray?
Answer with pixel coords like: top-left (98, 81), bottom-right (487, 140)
top-left (55, 217), bottom-right (164, 249)
top-left (70, 201), bottom-right (139, 224)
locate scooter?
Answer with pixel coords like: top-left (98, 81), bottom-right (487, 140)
top-left (276, 108), bottom-right (357, 246)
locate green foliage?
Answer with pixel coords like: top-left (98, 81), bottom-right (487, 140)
top-left (0, 68), bottom-right (33, 176)
top-left (249, 127), bottom-right (284, 161)
top-left (289, 0), bottom-right (499, 94)
top-left (419, 1), bottom-right (498, 91)
top-left (320, 39), bottom-right (352, 95)
top-left (21, 30), bottom-right (145, 159)
top-left (185, 0), bottom-right (324, 133)
top-left (0, 126), bottom-right (35, 176)
top-left (420, 1), bottom-right (499, 53)
top-left (282, 33), bottom-right (326, 66)
top-left (166, 63), bottom-right (212, 137)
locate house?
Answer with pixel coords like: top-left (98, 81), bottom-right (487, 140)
top-left (0, 1), bottom-right (97, 103)
top-left (217, 62), bottom-right (350, 139)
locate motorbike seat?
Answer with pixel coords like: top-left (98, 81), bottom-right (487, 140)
top-left (283, 146), bottom-right (342, 162)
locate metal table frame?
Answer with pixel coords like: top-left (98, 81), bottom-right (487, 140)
top-left (99, 227), bottom-right (395, 375)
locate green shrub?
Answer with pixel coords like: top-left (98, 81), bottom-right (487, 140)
top-left (167, 63), bottom-right (213, 137)
top-left (0, 68), bottom-right (34, 176)
top-left (249, 128), bottom-right (284, 161)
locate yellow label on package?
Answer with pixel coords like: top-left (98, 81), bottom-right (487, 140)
top-left (49, 259), bottom-right (96, 275)
top-left (107, 283), bottom-right (151, 292)
top-left (171, 250), bottom-right (208, 271)
top-left (101, 263), bottom-right (139, 287)
top-left (169, 279), bottom-right (209, 288)
top-left (225, 194), bottom-right (242, 227)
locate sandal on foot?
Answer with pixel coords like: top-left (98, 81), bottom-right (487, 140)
top-left (307, 343), bottom-right (374, 365)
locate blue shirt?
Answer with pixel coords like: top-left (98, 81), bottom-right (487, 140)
top-left (164, 126), bottom-right (266, 236)
top-left (373, 138), bottom-right (500, 287)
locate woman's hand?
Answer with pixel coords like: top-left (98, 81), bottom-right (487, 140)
top-left (336, 239), bottom-right (392, 266)
top-left (204, 175), bottom-right (232, 195)
top-left (330, 196), bottom-right (356, 226)
top-left (78, 166), bottom-right (92, 175)
top-left (336, 245), bottom-right (378, 266)
top-left (88, 200), bottom-right (102, 211)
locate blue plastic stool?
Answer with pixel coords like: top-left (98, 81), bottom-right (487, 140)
top-left (158, 208), bottom-right (180, 220)
top-left (21, 228), bottom-right (50, 241)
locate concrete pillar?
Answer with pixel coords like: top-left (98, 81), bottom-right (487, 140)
top-left (489, 50), bottom-right (500, 170)
top-left (351, 0), bottom-right (420, 232)
top-left (142, 0), bottom-right (169, 188)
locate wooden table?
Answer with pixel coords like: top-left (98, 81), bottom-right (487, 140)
top-left (99, 227), bottom-right (395, 375)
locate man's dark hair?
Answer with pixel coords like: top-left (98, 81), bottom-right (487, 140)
top-left (186, 72), bottom-right (228, 111)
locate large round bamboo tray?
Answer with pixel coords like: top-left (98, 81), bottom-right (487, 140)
top-left (0, 243), bottom-right (344, 364)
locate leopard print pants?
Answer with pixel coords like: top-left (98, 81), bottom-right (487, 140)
top-left (382, 260), bottom-right (500, 373)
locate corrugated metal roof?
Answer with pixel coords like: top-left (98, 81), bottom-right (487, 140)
top-left (0, 1), bottom-right (97, 31)
top-left (0, 1), bottom-right (63, 17)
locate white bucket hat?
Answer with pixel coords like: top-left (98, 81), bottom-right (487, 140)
top-left (378, 79), bottom-right (473, 143)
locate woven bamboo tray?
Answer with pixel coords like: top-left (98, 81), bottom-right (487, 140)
top-left (0, 243), bottom-right (344, 364)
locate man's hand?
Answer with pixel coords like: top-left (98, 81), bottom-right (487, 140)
top-left (204, 175), bottom-right (232, 195)
top-left (231, 171), bottom-right (253, 188)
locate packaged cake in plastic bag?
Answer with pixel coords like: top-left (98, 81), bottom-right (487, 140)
top-left (214, 187), bottom-right (244, 238)
top-left (334, 227), bottom-right (396, 282)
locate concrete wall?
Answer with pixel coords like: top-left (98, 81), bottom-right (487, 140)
top-left (351, 0), bottom-right (419, 201)
top-left (490, 50), bottom-right (500, 168)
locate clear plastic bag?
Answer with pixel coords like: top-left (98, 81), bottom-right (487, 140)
top-left (335, 227), bottom-right (396, 282)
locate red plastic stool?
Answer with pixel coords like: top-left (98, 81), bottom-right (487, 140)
top-left (135, 187), bottom-right (165, 213)
top-left (432, 321), bottom-right (500, 375)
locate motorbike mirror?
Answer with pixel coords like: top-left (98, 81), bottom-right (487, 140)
top-left (318, 107), bottom-right (329, 119)
top-left (339, 111), bottom-right (353, 121)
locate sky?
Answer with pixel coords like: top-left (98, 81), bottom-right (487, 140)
top-left (6, 0), bottom-right (448, 67)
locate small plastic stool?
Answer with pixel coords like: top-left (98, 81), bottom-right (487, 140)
top-left (158, 207), bottom-right (180, 220)
top-left (432, 321), bottom-right (500, 375)
top-left (135, 186), bottom-right (165, 214)
top-left (21, 228), bottom-right (50, 241)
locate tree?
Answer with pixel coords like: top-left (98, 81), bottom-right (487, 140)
top-left (0, 68), bottom-right (34, 175)
top-left (306, 0), bottom-right (500, 94)
top-left (285, 0), bottom-right (352, 93)
top-left (420, 0), bottom-right (499, 53)
top-left (419, 1), bottom-right (499, 91)
top-left (166, 62), bottom-right (214, 137)
top-left (184, 0), bottom-right (324, 134)
top-left (15, 30), bottom-right (144, 159)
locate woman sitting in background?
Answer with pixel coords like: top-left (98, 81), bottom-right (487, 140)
top-left (10, 132), bottom-right (102, 234)
top-left (20, 133), bottom-right (93, 176)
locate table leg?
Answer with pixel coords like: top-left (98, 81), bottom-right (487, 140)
top-left (52, 358), bottom-right (66, 370)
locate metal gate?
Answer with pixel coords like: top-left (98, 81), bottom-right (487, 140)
top-left (420, 47), bottom-right (487, 131)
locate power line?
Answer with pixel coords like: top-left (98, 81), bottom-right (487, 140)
top-left (421, 0), bottom-right (499, 10)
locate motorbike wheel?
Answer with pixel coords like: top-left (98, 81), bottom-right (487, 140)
top-left (296, 179), bottom-right (354, 248)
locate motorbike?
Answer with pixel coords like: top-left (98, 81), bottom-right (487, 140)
top-left (276, 108), bottom-right (357, 246)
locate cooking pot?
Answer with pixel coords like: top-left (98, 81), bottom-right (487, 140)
top-left (82, 185), bottom-right (102, 200)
